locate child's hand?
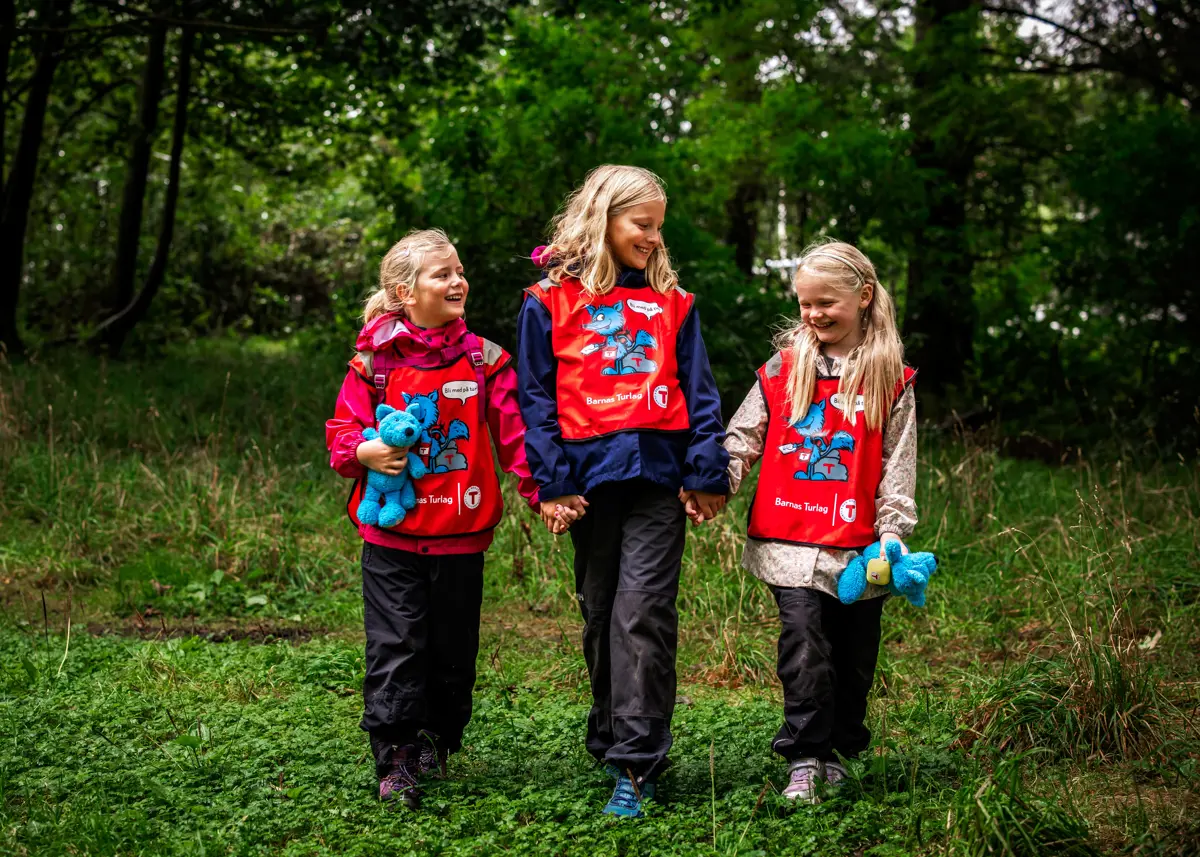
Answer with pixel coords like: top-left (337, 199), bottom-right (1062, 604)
top-left (693, 491), bottom-right (727, 521)
top-left (879, 533), bottom-right (909, 558)
top-left (679, 489), bottom-right (704, 526)
top-left (356, 438), bottom-right (408, 475)
top-left (540, 494), bottom-right (588, 535)
top-left (678, 489), bottom-right (726, 526)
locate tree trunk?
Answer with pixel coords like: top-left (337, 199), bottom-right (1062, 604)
top-left (0, 0), bottom-right (71, 358)
top-left (108, 22), bottom-right (167, 313)
top-left (903, 0), bottom-right (980, 396)
top-left (725, 180), bottom-right (764, 278)
top-left (0, 0), bottom-right (16, 183)
top-left (98, 29), bottom-right (194, 355)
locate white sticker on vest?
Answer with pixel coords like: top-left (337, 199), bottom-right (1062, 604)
top-left (442, 380), bottom-right (478, 404)
top-left (627, 299), bottom-right (663, 320)
top-left (829, 393), bottom-right (866, 412)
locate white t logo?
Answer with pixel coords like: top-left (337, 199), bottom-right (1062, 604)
top-left (464, 486), bottom-right (481, 510)
top-left (653, 385), bottom-right (669, 408)
top-left (839, 499), bottom-right (857, 523)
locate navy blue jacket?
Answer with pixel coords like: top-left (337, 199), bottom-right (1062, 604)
top-left (516, 268), bottom-right (730, 499)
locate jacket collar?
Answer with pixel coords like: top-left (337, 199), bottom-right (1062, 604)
top-left (356, 313), bottom-right (470, 354)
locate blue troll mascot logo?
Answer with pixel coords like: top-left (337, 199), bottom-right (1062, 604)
top-left (401, 390), bottom-right (470, 472)
top-left (357, 403), bottom-right (428, 528)
top-left (777, 398), bottom-right (855, 481)
top-left (579, 301), bottom-right (658, 375)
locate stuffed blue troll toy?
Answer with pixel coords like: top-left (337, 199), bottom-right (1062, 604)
top-left (357, 403), bottom-right (428, 528)
top-left (837, 539), bottom-right (938, 607)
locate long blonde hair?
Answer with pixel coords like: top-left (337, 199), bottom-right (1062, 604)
top-left (542, 164), bottom-right (679, 297)
top-left (774, 240), bottom-right (905, 431)
top-left (364, 228), bottom-right (454, 323)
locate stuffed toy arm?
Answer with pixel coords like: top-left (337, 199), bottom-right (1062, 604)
top-left (406, 454), bottom-right (428, 480)
top-left (837, 538), bottom-right (939, 607)
top-left (837, 554), bottom-right (870, 604)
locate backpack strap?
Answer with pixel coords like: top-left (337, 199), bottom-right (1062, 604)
top-left (368, 336), bottom-right (490, 427)
top-left (465, 333), bottom-right (488, 427)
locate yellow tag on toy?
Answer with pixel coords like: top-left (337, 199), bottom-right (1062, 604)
top-left (866, 558), bottom-right (891, 586)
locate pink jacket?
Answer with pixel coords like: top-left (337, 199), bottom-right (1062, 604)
top-left (325, 313), bottom-right (539, 555)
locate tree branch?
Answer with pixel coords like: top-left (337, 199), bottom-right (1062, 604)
top-left (49, 78), bottom-right (134, 151)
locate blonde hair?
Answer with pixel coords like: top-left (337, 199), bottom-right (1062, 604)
top-left (774, 240), bottom-right (905, 431)
top-left (364, 228), bottom-right (455, 323)
top-left (542, 164), bottom-right (679, 297)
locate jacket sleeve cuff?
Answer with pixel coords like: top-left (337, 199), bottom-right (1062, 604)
top-left (683, 474), bottom-right (730, 494)
top-left (539, 480), bottom-right (580, 501)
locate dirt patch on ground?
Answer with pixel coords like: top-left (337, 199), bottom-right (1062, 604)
top-left (85, 618), bottom-right (330, 644)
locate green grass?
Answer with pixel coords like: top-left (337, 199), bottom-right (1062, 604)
top-left (2, 341), bottom-right (1199, 856)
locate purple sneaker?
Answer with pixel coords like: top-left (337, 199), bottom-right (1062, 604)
top-left (782, 758), bottom-right (824, 804)
top-left (418, 743), bottom-right (448, 779)
top-left (824, 760), bottom-right (848, 789)
top-left (379, 745), bottom-right (422, 809)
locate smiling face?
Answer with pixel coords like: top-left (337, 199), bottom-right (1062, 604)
top-left (606, 199), bottom-right (666, 270)
top-left (404, 246), bottom-right (468, 328)
top-left (795, 274), bottom-right (873, 358)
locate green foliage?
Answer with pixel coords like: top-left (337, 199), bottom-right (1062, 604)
top-left (6, 1), bottom-right (1197, 441)
top-left (946, 758), bottom-right (1100, 857)
top-left (2, 341), bottom-right (1198, 855)
top-left (965, 642), bottom-right (1170, 764)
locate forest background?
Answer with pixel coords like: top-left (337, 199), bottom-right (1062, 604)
top-left (3, 0), bottom-right (1197, 446)
top-left (2, 2), bottom-right (1200, 856)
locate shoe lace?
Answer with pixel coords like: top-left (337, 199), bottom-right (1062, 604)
top-left (384, 757), bottom-right (419, 790)
top-left (608, 775), bottom-right (642, 810)
top-left (789, 762), bottom-right (819, 789)
top-left (416, 730), bottom-right (444, 775)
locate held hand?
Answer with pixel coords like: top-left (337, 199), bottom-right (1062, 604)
top-left (678, 489), bottom-right (704, 526)
top-left (356, 438), bottom-right (408, 476)
top-left (540, 494), bottom-right (589, 535)
top-left (879, 533), bottom-right (909, 560)
top-left (693, 491), bottom-right (727, 521)
top-left (678, 489), bottom-right (725, 526)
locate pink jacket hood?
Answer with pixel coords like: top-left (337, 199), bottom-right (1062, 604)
top-left (355, 312), bottom-right (472, 355)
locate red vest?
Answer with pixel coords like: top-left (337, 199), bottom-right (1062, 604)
top-left (748, 352), bottom-right (915, 549)
top-left (348, 341), bottom-right (505, 538)
top-left (524, 276), bottom-right (692, 440)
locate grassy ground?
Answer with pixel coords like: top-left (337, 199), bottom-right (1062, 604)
top-left (1, 341), bottom-right (1198, 856)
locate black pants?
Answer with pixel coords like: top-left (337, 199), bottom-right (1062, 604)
top-left (568, 480), bottom-right (686, 780)
top-left (771, 586), bottom-right (885, 762)
top-left (360, 542), bottom-right (484, 777)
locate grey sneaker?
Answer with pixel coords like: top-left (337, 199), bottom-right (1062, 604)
top-left (782, 758), bottom-right (824, 803)
top-left (824, 760), bottom-right (848, 789)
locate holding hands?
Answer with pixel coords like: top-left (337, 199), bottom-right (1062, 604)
top-left (540, 494), bottom-right (589, 535)
top-left (679, 489), bottom-right (726, 526)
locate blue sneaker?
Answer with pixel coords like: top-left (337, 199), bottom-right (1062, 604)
top-left (603, 772), bottom-right (656, 819)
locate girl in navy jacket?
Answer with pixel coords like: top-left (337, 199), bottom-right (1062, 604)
top-left (516, 165), bottom-right (728, 818)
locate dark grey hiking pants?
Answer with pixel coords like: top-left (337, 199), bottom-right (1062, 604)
top-left (771, 585), bottom-right (885, 762)
top-left (569, 480), bottom-right (687, 781)
top-left (360, 542), bottom-right (483, 776)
